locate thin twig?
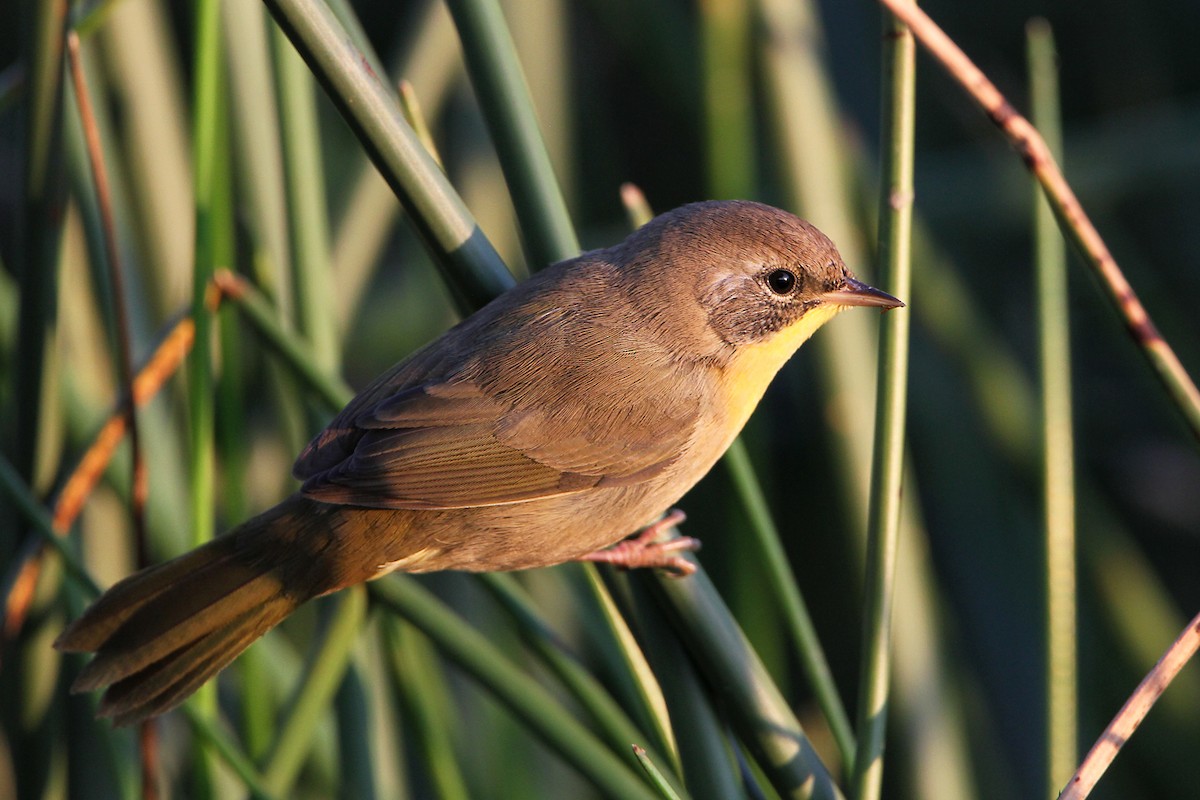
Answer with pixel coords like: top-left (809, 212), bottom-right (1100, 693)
top-left (53, 313), bottom-right (196, 531)
top-left (3, 277), bottom-right (236, 643)
top-left (66, 31), bottom-right (149, 565)
top-left (1059, 610), bottom-right (1200, 799)
top-left (875, 0), bottom-right (1200, 445)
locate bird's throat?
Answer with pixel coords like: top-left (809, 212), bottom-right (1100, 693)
top-left (717, 303), bottom-right (845, 438)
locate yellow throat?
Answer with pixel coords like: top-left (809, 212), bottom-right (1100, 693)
top-left (717, 302), bottom-right (845, 438)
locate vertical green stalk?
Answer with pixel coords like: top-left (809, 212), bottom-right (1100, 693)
top-left (189, 0), bottom-right (221, 550)
top-left (186, 0), bottom-right (224, 771)
top-left (12, 0), bottom-right (67, 520)
top-left (273, 25), bottom-right (338, 372)
top-left (443, 0), bottom-right (579, 267)
top-left (851, 6), bottom-right (915, 800)
top-left (223, 0), bottom-right (291, 308)
top-left (699, 0), bottom-right (754, 199)
top-left (1028, 19), bottom-right (1076, 795)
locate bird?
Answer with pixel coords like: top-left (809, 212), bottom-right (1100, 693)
top-left (56, 199), bottom-right (902, 725)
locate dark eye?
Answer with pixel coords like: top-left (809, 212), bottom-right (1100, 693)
top-left (766, 268), bottom-right (797, 295)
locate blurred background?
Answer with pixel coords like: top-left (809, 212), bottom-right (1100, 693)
top-left (2, 0), bottom-right (1199, 798)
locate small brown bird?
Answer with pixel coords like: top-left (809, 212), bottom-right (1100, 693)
top-left (57, 200), bottom-right (901, 725)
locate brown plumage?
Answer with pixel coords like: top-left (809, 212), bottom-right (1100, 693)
top-left (56, 200), bottom-right (902, 724)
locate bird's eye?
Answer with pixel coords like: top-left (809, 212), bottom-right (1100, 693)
top-left (766, 268), bottom-right (797, 295)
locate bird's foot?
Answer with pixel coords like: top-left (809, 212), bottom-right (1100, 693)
top-left (576, 509), bottom-right (699, 577)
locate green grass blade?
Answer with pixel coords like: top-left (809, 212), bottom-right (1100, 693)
top-left (186, 0), bottom-right (228, 770)
top-left (334, 662), bottom-right (378, 800)
top-left (273, 24), bottom-right (339, 372)
top-left (699, 0), bottom-right (754, 200)
top-left (330, 2), bottom-right (461, 328)
top-left (382, 617), bottom-right (472, 800)
top-left (723, 438), bottom-right (855, 766)
top-left (480, 572), bottom-right (683, 785)
top-left (0, 456), bottom-right (99, 597)
top-left (623, 576), bottom-right (741, 800)
top-left (633, 745), bottom-right (685, 800)
top-left (222, 273), bottom-right (353, 410)
top-left (180, 705), bottom-right (277, 800)
top-left (223, 0), bottom-right (291, 308)
top-left (12, 0), bottom-right (67, 517)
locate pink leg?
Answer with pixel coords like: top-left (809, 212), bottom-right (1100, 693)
top-left (575, 509), bottom-right (700, 577)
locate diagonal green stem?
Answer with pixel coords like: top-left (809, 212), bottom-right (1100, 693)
top-left (647, 563), bottom-right (843, 800)
top-left (370, 576), bottom-right (662, 800)
top-left (260, 0), bottom-right (514, 313)
top-left (722, 438), bottom-right (855, 765)
top-left (262, 587), bottom-right (367, 795)
top-left (480, 572), bottom-right (683, 784)
top-left (0, 456), bottom-right (100, 598)
top-left (182, 705), bottom-right (277, 799)
top-left (851, 6), bottom-right (915, 800)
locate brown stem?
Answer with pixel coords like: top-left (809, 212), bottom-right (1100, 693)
top-left (875, 0), bottom-right (1200, 444)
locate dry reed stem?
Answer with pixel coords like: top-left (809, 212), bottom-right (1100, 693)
top-left (3, 275), bottom-right (237, 642)
top-left (875, 0), bottom-right (1200, 442)
top-left (1059, 610), bottom-right (1200, 799)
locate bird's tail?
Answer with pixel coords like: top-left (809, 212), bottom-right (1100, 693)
top-left (55, 495), bottom-right (339, 726)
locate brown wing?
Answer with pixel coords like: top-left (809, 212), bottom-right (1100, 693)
top-left (296, 369), bottom-right (697, 510)
top-left (293, 257), bottom-right (705, 511)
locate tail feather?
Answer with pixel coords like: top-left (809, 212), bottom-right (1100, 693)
top-left (53, 497), bottom-right (343, 726)
top-left (55, 538), bottom-right (238, 653)
top-left (69, 567), bottom-right (287, 694)
top-left (98, 596), bottom-right (295, 726)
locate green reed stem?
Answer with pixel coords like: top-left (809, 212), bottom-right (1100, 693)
top-left (185, 0), bottom-right (225, 767)
top-left (370, 576), bottom-right (662, 800)
top-left (480, 573), bottom-right (683, 783)
top-left (851, 5), bottom-right (915, 799)
top-left (444, 0), bottom-right (579, 267)
top-left (273, 25), bottom-right (338, 373)
top-left (649, 564), bottom-right (843, 800)
top-left (261, 0), bottom-right (514, 313)
top-left (262, 586), bottom-right (366, 795)
top-left (723, 439), bottom-right (855, 765)
top-left (1028, 19), bottom-right (1077, 795)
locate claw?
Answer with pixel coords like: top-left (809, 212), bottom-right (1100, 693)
top-left (576, 509), bottom-right (700, 577)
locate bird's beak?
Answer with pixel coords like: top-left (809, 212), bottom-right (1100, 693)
top-left (821, 277), bottom-right (904, 310)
